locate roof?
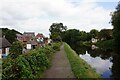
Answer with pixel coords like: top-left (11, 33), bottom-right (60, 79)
top-left (23, 32), bottom-right (35, 38)
top-left (27, 41), bottom-right (37, 45)
top-left (36, 33), bottom-right (45, 38)
top-left (0, 37), bottom-right (11, 48)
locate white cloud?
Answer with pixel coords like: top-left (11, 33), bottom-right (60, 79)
top-left (80, 53), bottom-right (113, 74)
top-left (0, 0), bottom-right (116, 36)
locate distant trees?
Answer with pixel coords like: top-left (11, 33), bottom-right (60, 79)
top-left (111, 2), bottom-right (120, 51)
top-left (2, 28), bottom-right (22, 44)
top-left (98, 29), bottom-right (113, 40)
top-left (90, 29), bottom-right (99, 38)
top-left (49, 23), bottom-right (67, 42)
top-left (62, 29), bottom-right (81, 48)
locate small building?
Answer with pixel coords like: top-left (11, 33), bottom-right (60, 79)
top-left (36, 33), bottom-right (48, 47)
top-left (26, 41), bottom-right (38, 49)
top-left (91, 38), bottom-right (98, 43)
top-left (36, 33), bottom-right (45, 42)
top-left (0, 37), bottom-right (11, 58)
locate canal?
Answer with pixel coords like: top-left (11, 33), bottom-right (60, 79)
top-left (76, 45), bottom-right (120, 78)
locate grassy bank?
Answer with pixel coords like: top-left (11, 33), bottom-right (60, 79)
top-left (2, 42), bottom-right (61, 79)
top-left (96, 39), bottom-right (115, 49)
top-left (64, 43), bottom-right (101, 79)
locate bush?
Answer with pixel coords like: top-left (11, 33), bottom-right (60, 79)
top-left (2, 42), bottom-right (61, 79)
top-left (10, 41), bottom-right (22, 59)
top-left (52, 42), bottom-right (61, 51)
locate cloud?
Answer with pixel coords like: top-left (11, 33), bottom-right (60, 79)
top-left (80, 53), bottom-right (113, 74)
top-left (0, 0), bottom-right (116, 36)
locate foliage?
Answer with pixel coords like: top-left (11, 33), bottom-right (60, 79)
top-left (96, 39), bottom-right (115, 49)
top-left (111, 1), bottom-right (120, 51)
top-left (2, 42), bottom-right (61, 79)
top-left (62, 29), bottom-right (81, 48)
top-left (98, 29), bottom-right (113, 40)
top-left (2, 28), bottom-right (22, 44)
top-left (49, 23), bottom-right (67, 42)
top-left (80, 31), bottom-right (91, 41)
top-left (64, 43), bottom-right (101, 79)
top-left (10, 41), bottom-right (23, 59)
top-left (90, 29), bottom-right (99, 38)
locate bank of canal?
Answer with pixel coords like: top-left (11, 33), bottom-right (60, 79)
top-left (64, 43), bottom-right (101, 79)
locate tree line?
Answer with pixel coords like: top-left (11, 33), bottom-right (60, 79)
top-left (1, 28), bottom-right (22, 44)
top-left (49, 2), bottom-right (120, 52)
top-left (49, 23), bottom-right (113, 50)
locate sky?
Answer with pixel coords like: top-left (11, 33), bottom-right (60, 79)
top-left (0, 0), bottom-right (119, 37)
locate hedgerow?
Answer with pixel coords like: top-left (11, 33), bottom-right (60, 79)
top-left (2, 42), bottom-right (61, 79)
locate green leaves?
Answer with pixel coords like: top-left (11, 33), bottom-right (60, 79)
top-left (10, 41), bottom-right (22, 59)
top-left (111, 2), bottom-right (120, 51)
top-left (49, 23), bottom-right (67, 42)
top-left (2, 42), bottom-right (61, 79)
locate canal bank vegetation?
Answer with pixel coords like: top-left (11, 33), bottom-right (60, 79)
top-left (64, 43), bottom-right (101, 79)
top-left (96, 39), bottom-right (115, 49)
top-left (2, 42), bottom-right (61, 79)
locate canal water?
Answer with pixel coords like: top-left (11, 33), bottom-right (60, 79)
top-left (77, 45), bottom-right (120, 78)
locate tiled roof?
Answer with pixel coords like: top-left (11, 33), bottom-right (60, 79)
top-left (36, 33), bottom-right (45, 38)
top-left (0, 37), bottom-right (11, 48)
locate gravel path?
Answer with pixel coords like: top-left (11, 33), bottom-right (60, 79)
top-left (43, 44), bottom-right (75, 78)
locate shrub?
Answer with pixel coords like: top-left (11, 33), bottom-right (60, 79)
top-left (2, 42), bottom-right (61, 79)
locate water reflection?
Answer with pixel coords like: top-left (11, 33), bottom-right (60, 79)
top-left (75, 45), bottom-right (120, 79)
top-left (79, 52), bottom-right (113, 78)
top-left (111, 54), bottom-right (120, 79)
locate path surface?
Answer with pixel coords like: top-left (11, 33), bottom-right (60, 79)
top-left (43, 44), bottom-right (75, 78)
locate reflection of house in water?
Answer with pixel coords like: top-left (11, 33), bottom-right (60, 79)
top-left (0, 37), bottom-right (11, 58)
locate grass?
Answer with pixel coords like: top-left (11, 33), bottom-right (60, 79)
top-left (64, 43), bottom-right (101, 79)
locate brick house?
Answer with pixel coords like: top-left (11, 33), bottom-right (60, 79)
top-left (36, 33), bottom-right (48, 47)
top-left (17, 32), bottom-right (38, 50)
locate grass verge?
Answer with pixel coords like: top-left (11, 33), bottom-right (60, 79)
top-left (64, 42), bottom-right (101, 79)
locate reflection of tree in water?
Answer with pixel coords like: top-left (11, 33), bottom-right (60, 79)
top-left (111, 53), bottom-right (120, 79)
top-left (76, 46), bottom-right (113, 60)
top-left (75, 45), bottom-right (120, 78)
top-left (88, 49), bottom-right (113, 60)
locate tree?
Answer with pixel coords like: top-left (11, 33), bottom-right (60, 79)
top-left (49, 23), bottom-right (67, 42)
top-left (80, 31), bottom-right (91, 41)
top-left (10, 41), bottom-right (22, 59)
top-left (90, 29), bottom-right (99, 38)
top-left (62, 29), bottom-right (81, 49)
top-left (2, 28), bottom-right (22, 44)
top-left (98, 29), bottom-right (113, 40)
top-left (111, 1), bottom-right (120, 51)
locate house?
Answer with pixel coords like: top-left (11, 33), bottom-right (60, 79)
top-left (36, 33), bottom-right (44, 42)
top-left (48, 38), bottom-right (52, 44)
top-left (17, 32), bottom-right (39, 51)
top-left (91, 38), bottom-right (98, 43)
top-left (17, 32), bottom-right (49, 51)
top-left (36, 33), bottom-right (48, 47)
top-left (26, 40), bottom-right (38, 49)
top-left (0, 37), bottom-right (11, 58)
